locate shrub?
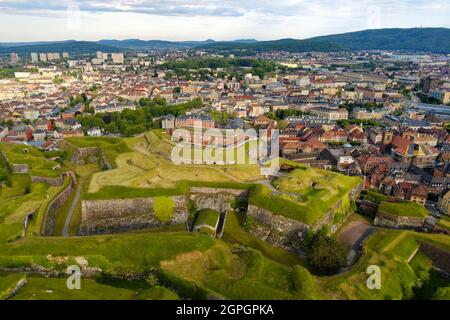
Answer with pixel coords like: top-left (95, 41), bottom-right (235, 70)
top-left (153, 197), bottom-right (175, 222)
top-left (307, 229), bottom-right (347, 275)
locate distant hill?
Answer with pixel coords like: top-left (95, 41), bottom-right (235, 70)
top-left (0, 41), bottom-right (120, 55)
top-left (309, 28), bottom-right (450, 53)
top-left (232, 39), bottom-right (259, 44)
top-left (199, 38), bottom-right (342, 52)
top-left (1, 28), bottom-right (449, 55)
top-left (0, 39), bottom-right (262, 55)
top-left (97, 39), bottom-right (188, 50)
top-left (200, 28), bottom-right (450, 53)
top-left (97, 39), bottom-right (257, 49)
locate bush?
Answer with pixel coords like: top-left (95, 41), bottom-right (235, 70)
top-left (307, 229), bottom-right (347, 275)
top-left (292, 265), bottom-right (320, 299)
top-left (153, 197), bottom-right (175, 222)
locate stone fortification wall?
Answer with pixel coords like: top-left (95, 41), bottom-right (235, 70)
top-left (80, 196), bottom-right (188, 235)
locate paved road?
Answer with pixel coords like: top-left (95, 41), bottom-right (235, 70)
top-left (62, 184), bottom-right (81, 237)
top-left (338, 219), bottom-right (375, 271)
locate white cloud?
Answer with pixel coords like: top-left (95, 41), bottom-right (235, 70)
top-left (0, 0), bottom-right (449, 41)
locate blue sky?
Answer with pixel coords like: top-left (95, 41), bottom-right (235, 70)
top-left (0, 0), bottom-right (449, 42)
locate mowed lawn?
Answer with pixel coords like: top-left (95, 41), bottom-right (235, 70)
top-left (273, 167), bottom-right (361, 203)
top-left (249, 167), bottom-right (361, 225)
top-left (88, 134), bottom-right (262, 193)
top-left (0, 178), bottom-right (65, 244)
top-left (378, 201), bottom-right (430, 218)
top-left (0, 232), bottom-right (216, 273)
top-left (0, 143), bottom-right (63, 178)
top-left (159, 241), bottom-right (317, 300)
top-left (9, 275), bottom-right (179, 300)
top-left (317, 230), bottom-right (450, 300)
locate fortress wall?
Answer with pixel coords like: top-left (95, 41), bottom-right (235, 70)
top-left (68, 145), bottom-right (112, 169)
top-left (79, 188), bottom-right (248, 235)
top-left (11, 164), bottom-right (29, 174)
top-left (189, 188), bottom-right (249, 213)
top-left (69, 146), bottom-right (101, 165)
top-left (41, 176), bottom-right (75, 236)
top-left (247, 205), bottom-right (309, 253)
top-left (374, 212), bottom-right (425, 229)
top-left (246, 182), bottom-right (363, 251)
top-left (79, 196), bottom-right (188, 235)
top-left (190, 187), bottom-right (248, 196)
top-left (76, 147), bottom-right (100, 158)
top-left (312, 181), bottom-right (363, 231)
top-left (31, 175), bottom-right (64, 187)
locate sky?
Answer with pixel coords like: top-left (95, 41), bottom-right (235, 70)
top-left (0, 0), bottom-right (449, 42)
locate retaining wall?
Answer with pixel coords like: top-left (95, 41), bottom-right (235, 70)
top-left (374, 212), bottom-right (426, 229)
top-left (31, 175), bottom-right (64, 187)
top-left (41, 175), bottom-right (76, 236)
top-left (247, 205), bottom-right (309, 253)
top-left (79, 196), bottom-right (188, 235)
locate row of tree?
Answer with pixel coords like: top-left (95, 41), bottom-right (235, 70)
top-left (77, 97), bottom-right (203, 136)
top-left (160, 57), bottom-right (279, 80)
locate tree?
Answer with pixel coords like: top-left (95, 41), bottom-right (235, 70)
top-left (52, 76), bottom-right (63, 84)
top-left (209, 110), bottom-right (220, 124)
top-left (266, 112), bottom-right (276, 120)
top-left (277, 120), bottom-right (288, 130)
top-left (307, 229), bottom-right (347, 275)
top-left (105, 122), bottom-right (118, 134)
top-left (221, 111), bottom-right (228, 127)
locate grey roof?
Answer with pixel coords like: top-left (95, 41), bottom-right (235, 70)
top-left (177, 114), bottom-right (213, 122)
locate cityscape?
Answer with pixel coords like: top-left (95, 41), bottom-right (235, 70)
top-left (0, 0), bottom-right (449, 307)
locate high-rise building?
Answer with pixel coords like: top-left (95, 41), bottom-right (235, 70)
top-left (422, 76), bottom-right (439, 94)
top-left (10, 52), bottom-right (19, 63)
top-left (31, 52), bottom-right (39, 63)
top-left (47, 52), bottom-right (61, 61)
top-left (102, 53), bottom-right (108, 60)
top-left (63, 52), bottom-right (69, 59)
top-left (39, 53), bottom-right (48, 62)
top-left (96, 51), bottom-right (103, 59)
top-left (91, 58), bottom-right (104, 65)
top-left (112, 53), bottom-right (124, 64)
